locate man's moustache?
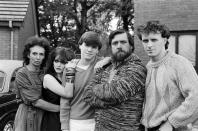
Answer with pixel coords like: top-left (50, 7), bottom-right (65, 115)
top-left (117, 49), bottom-right (124, 52)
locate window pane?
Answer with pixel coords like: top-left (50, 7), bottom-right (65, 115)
top-left (169, 36), bottom-right (176, 53)
top-left (0, 71), bottom-right (5, 91)
top-left (178, 35), bottom-right (196, 66)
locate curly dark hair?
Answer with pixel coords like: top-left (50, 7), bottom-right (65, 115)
top-left (44, 47), bottom-right (75, 76)
top-left (137, 20), bottom-right (170, 49)
top-left (23, 36), bottom-right (50, 69)
top-left (108, 29), bottom-right (134, 53)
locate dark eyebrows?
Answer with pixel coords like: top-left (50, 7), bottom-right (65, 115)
top-left (142, 39), bottom-right (149, 43)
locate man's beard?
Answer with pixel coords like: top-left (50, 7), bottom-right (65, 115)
top-left (112, 49), bottom-right (132, 62)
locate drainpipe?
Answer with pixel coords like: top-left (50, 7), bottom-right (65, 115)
top-left (9, 20), bottom-right (14, 60)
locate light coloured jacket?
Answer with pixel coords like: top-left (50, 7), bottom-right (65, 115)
top-left (142, 51), bottom-right (198, 131)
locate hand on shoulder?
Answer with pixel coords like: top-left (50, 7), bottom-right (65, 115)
top-left (65, 59), bottom-right (79, 69)
top-left (94, 56), bottom-right (111, 72)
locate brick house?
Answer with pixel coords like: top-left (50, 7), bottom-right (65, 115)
top-left (0, 0), bottom-right (38, 60)
top-left (134, 0), bottom-right (198, 72)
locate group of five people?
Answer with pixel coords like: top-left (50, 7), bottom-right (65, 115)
top-left (13, 20), bottom-right (198, 131)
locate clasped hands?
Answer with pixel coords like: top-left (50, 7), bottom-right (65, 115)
top-left (65, 60), bottom-right (78, 70)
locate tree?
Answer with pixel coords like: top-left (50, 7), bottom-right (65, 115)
top-left (116, 0), bottom-right (134, 31)
top-left (37, 0), bottom-right (134, 55)
top-left (38, 0), bottom-right (77, 50)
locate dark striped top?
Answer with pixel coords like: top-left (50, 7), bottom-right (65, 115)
top-left (83, 53), bottom-right (147, 131)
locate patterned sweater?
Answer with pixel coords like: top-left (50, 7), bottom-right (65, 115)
top-left (83, 53), bottom-right (147, 131)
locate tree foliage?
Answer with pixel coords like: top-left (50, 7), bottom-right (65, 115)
top-left (116, 0), bottom-right (134, 31)
top-left (37, 0), bottom-right (134, 55)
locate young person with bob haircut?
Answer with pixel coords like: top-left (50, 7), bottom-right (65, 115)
top-left (41, 47), bottom-right (75, 131)
top-left (43, 31), bottom-right (106, 131)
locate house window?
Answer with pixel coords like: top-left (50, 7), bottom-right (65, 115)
top-left (178, 35), bottom-right (196, 66)
top-left (169, 32), bottom-right (197, 67)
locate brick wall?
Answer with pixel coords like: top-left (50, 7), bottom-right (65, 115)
top-left (0, 27), bottom-right (19, 60)
top-left (0, 27), bottom-right (11, 59)
top-left (134, 0), bottom-right (198, 31)
top-left (134, 0), bottom-right (198, 65)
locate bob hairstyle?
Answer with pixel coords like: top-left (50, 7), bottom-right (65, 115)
top-left (44, 47), bottom-right (75, 76)
top-left (78, 31), bottom-right (102, 50)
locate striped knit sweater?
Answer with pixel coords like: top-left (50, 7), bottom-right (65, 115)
top-left (83, 53), bottom-right (147, 131)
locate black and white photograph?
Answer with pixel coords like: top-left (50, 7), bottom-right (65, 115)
top-left (0, 0), bottom-right (198, 131)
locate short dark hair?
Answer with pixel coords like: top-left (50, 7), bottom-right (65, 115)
top-left (23, 36), bottom-right (50, 69)
top-left (109, 29), bottom-right (134, 52)
top-left (78, 31), bottom-right (102, 50)
top-left (45, 47), bottom-right (75, 76)
top-left (137, 20), bottom-right (170, 49)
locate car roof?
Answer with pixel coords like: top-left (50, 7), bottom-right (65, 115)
top-left (0, 60), bottom-right (23, 93)
top-left (0, 60), bottom-right (23, 72)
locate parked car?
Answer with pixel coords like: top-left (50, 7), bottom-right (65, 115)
top-left (0, 60), bottom-right (23, 131)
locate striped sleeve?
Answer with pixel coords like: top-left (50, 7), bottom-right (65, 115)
top-left (84, 62), bottom-right (146, 108)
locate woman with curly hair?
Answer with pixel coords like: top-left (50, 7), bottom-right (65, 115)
top-left (14, 36), bottom-right (60, 131)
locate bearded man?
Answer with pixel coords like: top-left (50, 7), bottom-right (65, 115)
top-left (83, 29), bottom-right (147, 131)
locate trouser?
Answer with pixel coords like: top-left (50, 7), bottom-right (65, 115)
top-left (146, 124), bottom-right (176, 131)
top-left (147, 124), bottom-right (161, 131)
top-left (70, 119), bottom-right (95, 131)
